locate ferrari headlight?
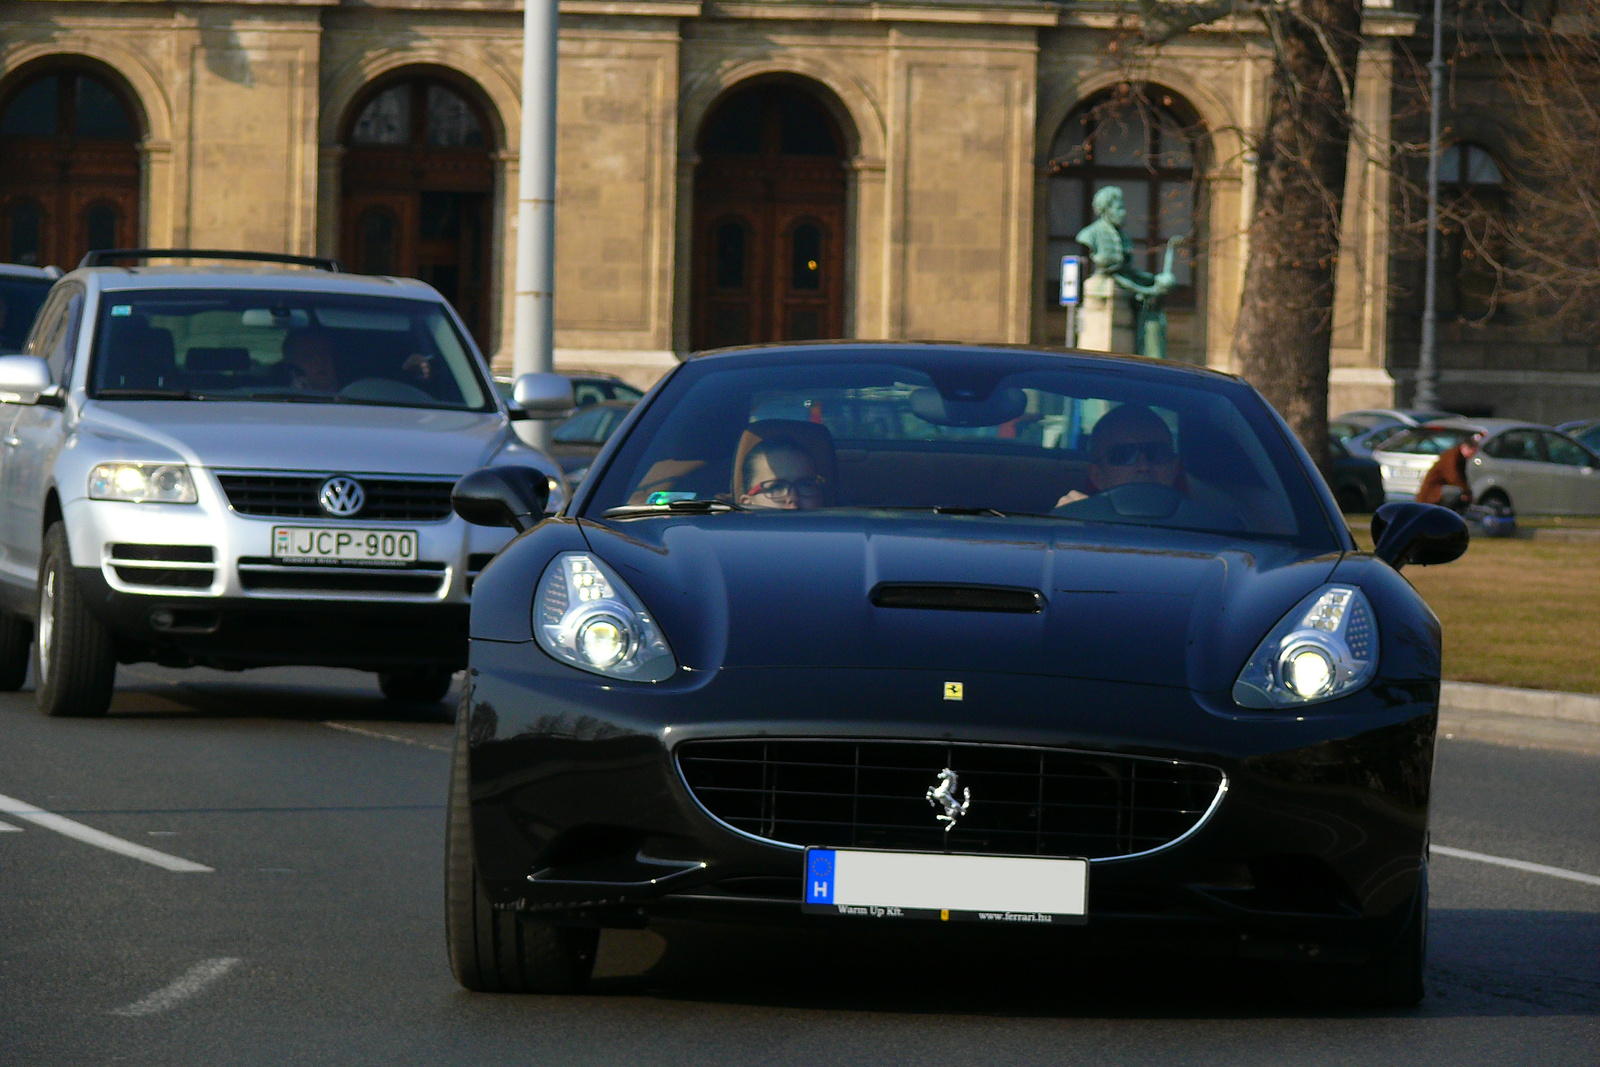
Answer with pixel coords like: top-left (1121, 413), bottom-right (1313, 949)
top-left (533, 552), bottom-right (674, 681)
top-left (88, 463), bottom-right (198, 504)
top-left (1233, 585), bottom-right (1378, 709)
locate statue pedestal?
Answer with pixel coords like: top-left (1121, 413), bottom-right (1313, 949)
top-left (1076, 273), bottom-right (1133, 353)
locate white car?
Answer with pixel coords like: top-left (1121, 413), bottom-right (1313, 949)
top-left (0, 249), bottom-right (572, 718)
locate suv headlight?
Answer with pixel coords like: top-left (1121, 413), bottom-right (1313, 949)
top-left (1233, 585), bottom-right (1378, 708)
top-left (88, 463), bottom-right (198, 504)
top-left (533, 552), bottom-right (675, 681)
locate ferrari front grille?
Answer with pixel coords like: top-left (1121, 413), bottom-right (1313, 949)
top-left (676, 739), bottom-right (1225, 861)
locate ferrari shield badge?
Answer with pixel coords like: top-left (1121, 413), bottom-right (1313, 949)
top-left (943, 681), bottom-right (963, 701)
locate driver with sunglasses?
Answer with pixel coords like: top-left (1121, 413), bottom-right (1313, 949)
top-left (1056, 404), bottom-right (1183, 508)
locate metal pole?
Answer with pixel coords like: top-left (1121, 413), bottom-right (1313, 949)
top-left (1415, 0), bottom-right (1445, 411)
top-left (513, 0), bottom-right (559, 443)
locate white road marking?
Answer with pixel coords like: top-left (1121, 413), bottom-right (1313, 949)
top-left (0, 818), bottom-right (21, 832)
top-left (0, 792), bottom-right (212, 873)
top-left (322, 721), bottom-right (449, 752)
top-left (109, 958), bottom-right (242, 1017)
top-left (1432, 844), bottom-right (1600, 887)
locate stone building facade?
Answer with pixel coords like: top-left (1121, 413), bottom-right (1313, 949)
top-left (2, 0), bottom-right (1533, 419)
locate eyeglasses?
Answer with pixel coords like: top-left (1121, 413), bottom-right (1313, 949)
top-left (748, 475), bottom-right (827, 498)
top-left (1100, 440), bottom-right (1177, 467)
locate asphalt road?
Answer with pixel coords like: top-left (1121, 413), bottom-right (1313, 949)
top-left (1, 665), bottom-right (1596, 1066)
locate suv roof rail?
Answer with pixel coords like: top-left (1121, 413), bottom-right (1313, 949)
top-left (79, 248), bottom-right (344, 272)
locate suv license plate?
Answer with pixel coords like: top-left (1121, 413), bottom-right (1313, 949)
top-left (272, 526), bottom-right (419, 565)
top-left (801, 847), bottom-right (1088, 924)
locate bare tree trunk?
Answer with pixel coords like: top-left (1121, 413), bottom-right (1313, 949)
top-left (1233, 0), bottom-right (1364, 468)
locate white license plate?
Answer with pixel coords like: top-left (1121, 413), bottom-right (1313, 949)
top-left (272, 526), bottom-right (419, 565)
top-left (802, 847), bottom-right (1088, 924)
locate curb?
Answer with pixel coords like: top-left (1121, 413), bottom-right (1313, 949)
top-left (1439, 681), bottom-right (1600, 757)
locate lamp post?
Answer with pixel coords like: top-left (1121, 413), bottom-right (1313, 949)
top-left (1415, 0), bottom-right (1445, 411)
top-left (513, 0), bottom-right (560, 445)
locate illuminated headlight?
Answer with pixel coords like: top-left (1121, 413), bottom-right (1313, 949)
top-left (533, 552), bottom-right (674, 681)
top-left (1233, 585), bottom-right (1378, 709)
top-left (88, 463), bottom-right (198, 504)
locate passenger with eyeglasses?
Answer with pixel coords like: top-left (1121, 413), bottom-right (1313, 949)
top-left (736, 441), bottom-right (829, 510)
top-left (1056, 404), bottom-right (1184, 508)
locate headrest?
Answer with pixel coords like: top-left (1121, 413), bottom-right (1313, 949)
top-left (731, 419), bottom-right (838, 502)
top-left (185, 347), bottom-right (250, 374)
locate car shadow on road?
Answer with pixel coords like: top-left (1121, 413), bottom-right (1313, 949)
top-left (580, 908), bottom-right (1600, 1019)
top-left (96, 664), bottom-right (459, 725)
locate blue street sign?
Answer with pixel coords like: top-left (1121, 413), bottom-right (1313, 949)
top-left (1059, 255), bottom-right (1082, 307)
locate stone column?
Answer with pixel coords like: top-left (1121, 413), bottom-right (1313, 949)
top-left (1076, 273), bottom-right (1133, 353)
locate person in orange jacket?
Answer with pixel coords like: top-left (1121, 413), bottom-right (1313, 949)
top-left (1417, 433), bottom-right (1484, 511)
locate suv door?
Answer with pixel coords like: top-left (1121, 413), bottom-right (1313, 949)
top-left (1538, 431), bottom-right (1600, 516)
top-left (3, 283), bottom-right (81, 584)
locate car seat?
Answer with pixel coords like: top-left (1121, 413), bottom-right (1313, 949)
top-left (731, 419), bottom-right (839, 506)
top-left (98, 321), bottom-right (178, 390)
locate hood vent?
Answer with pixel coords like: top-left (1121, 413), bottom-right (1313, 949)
top-left (870, 582), bottom-right (1044, 614)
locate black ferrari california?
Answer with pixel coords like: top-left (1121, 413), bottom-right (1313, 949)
top-left (446, 343), bottom-right (1468, 1004)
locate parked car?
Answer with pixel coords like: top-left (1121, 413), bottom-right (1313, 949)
top-left (0, 248), bottom-right (572, 719)
top-left (0, 263), bottom-right (62, 355)
top-left (1556, 418), bottom-right (1600, 453)
top-left (446, 341), bottom-right (1469, 1006)
top-left (1373, 418), bottom-right (1600, 514)
top-left (1330, 408), bottom-right (1457, 458)
top-left (547, 398), bottom-right (637, 484)
top-left (1328, 437), bottom-right (1385, 512)
top-left (496, 373), bottom-right (643, 410)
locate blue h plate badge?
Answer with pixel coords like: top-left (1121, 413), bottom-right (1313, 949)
top-left (806, 849), bottom-right (836, 906)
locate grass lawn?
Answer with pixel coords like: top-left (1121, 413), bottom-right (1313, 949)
top-left (1349, 521), bottom-right (1600, 694)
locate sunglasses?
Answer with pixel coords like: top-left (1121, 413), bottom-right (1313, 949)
top-left (1100, 441), bottom-right (1177, 467)
top-left (748, 475), bottom-right (827, 497)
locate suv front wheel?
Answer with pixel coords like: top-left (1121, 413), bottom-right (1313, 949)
top-left (35, 523), bottom-right (118, 718)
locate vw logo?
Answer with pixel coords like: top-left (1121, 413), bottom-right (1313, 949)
top-left (318, 476), bottom-right (365, 518)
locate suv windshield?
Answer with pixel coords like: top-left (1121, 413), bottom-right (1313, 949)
top-left (585, 349), bottom-right (1334, 544)
top-left (87, 289), bottom-right (494, 411)
top-left (1, 276), bottom-right (54, 354)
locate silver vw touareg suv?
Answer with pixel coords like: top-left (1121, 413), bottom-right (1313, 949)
top-left (0, 249), bottom-right (571, 718)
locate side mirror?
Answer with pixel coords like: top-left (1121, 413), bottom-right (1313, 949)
top-left (0, 355), bottom-right (55, 404)
top-left (510, 373), bottom-right (575, 420)
top-left (451, 466), bottom-right (552, 532)
top-left (1371, 502), bottom-right (1469, 570)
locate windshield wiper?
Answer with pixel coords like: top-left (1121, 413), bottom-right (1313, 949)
top-left (94, 388), bottom-right (209, 400)
top-left (601, 500), bottom-right (746, 519)
top-left (831, 505), bottom-right (1011, 518)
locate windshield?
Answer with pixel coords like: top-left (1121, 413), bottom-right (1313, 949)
top-left (0, 276), bottom-right (53, 354)
top-left (87, 289), bottom-right (494, 410)
top-left (1378, 427), bottom-right (1475, 456)
top-left (585, 349), bottom-right (1335, 544)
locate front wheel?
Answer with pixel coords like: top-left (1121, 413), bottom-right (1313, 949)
top-left (445, 698), bottom-right (598, 993)
top-left (35, 523), bottom-right (118, 718)
top-left (0, 610), bottom-right (32, 691)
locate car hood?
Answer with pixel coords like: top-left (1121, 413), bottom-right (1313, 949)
top-left (79, 400), bottom-right (515, 475)
top-left (581, 514), bottom-right (1341, 692)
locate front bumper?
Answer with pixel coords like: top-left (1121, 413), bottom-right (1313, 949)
top-left (61, 484), bottom-right (511, 669)
top-left (464, 640), bottom-right (1437, 960)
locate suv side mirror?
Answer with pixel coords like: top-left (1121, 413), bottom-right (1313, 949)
top-left (1371, 502), bottom-right (1469, 570)
top-left (452, 466), bottom-right (553, 532)
top-left (510, 373), bottom-right (575, 420)
top-left (0, 355), bottom-right (57, 405)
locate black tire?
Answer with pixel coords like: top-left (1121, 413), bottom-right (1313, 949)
top-left (1478, 489), bottom-right (1511, 512)
top-left (34, 523), bottom-right (117, 718)
top-left (0, 610), bottom-right (32, 691)
top-left (378, 667), bottom-right (455, 705)
top-left (445, 696), bottom-right (598, 993)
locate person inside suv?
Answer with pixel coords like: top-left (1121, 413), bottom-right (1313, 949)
top-left (282, 327), bottom-right (341, 392)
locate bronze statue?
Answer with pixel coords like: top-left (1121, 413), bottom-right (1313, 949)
top-left (1075, 186), bottom-right (1187, 359)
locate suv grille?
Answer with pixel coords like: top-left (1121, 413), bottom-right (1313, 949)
top-left (677, 740), bottom-right (1225, 860)
top-left (237, 559), bottom-right (448, 595)
top-left (216, 474), bottom-right (455, 521)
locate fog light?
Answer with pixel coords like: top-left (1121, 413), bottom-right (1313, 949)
top-left (149, 609), bottom-right (175, 630)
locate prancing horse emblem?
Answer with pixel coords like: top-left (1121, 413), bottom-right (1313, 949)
top-left (925, 767), bottom-right (971, 833)
top-left (318, 476), bottom-right (365, 518)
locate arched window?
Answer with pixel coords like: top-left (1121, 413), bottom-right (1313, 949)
top-left (341, 73), bottom-right (494, 345)
top-left (1438, 142), bottom-right (1506, 321)
top-left (0, 66), bottom-right (141, 268)
top-left (1045, 90), bottom-right (1202, 307)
